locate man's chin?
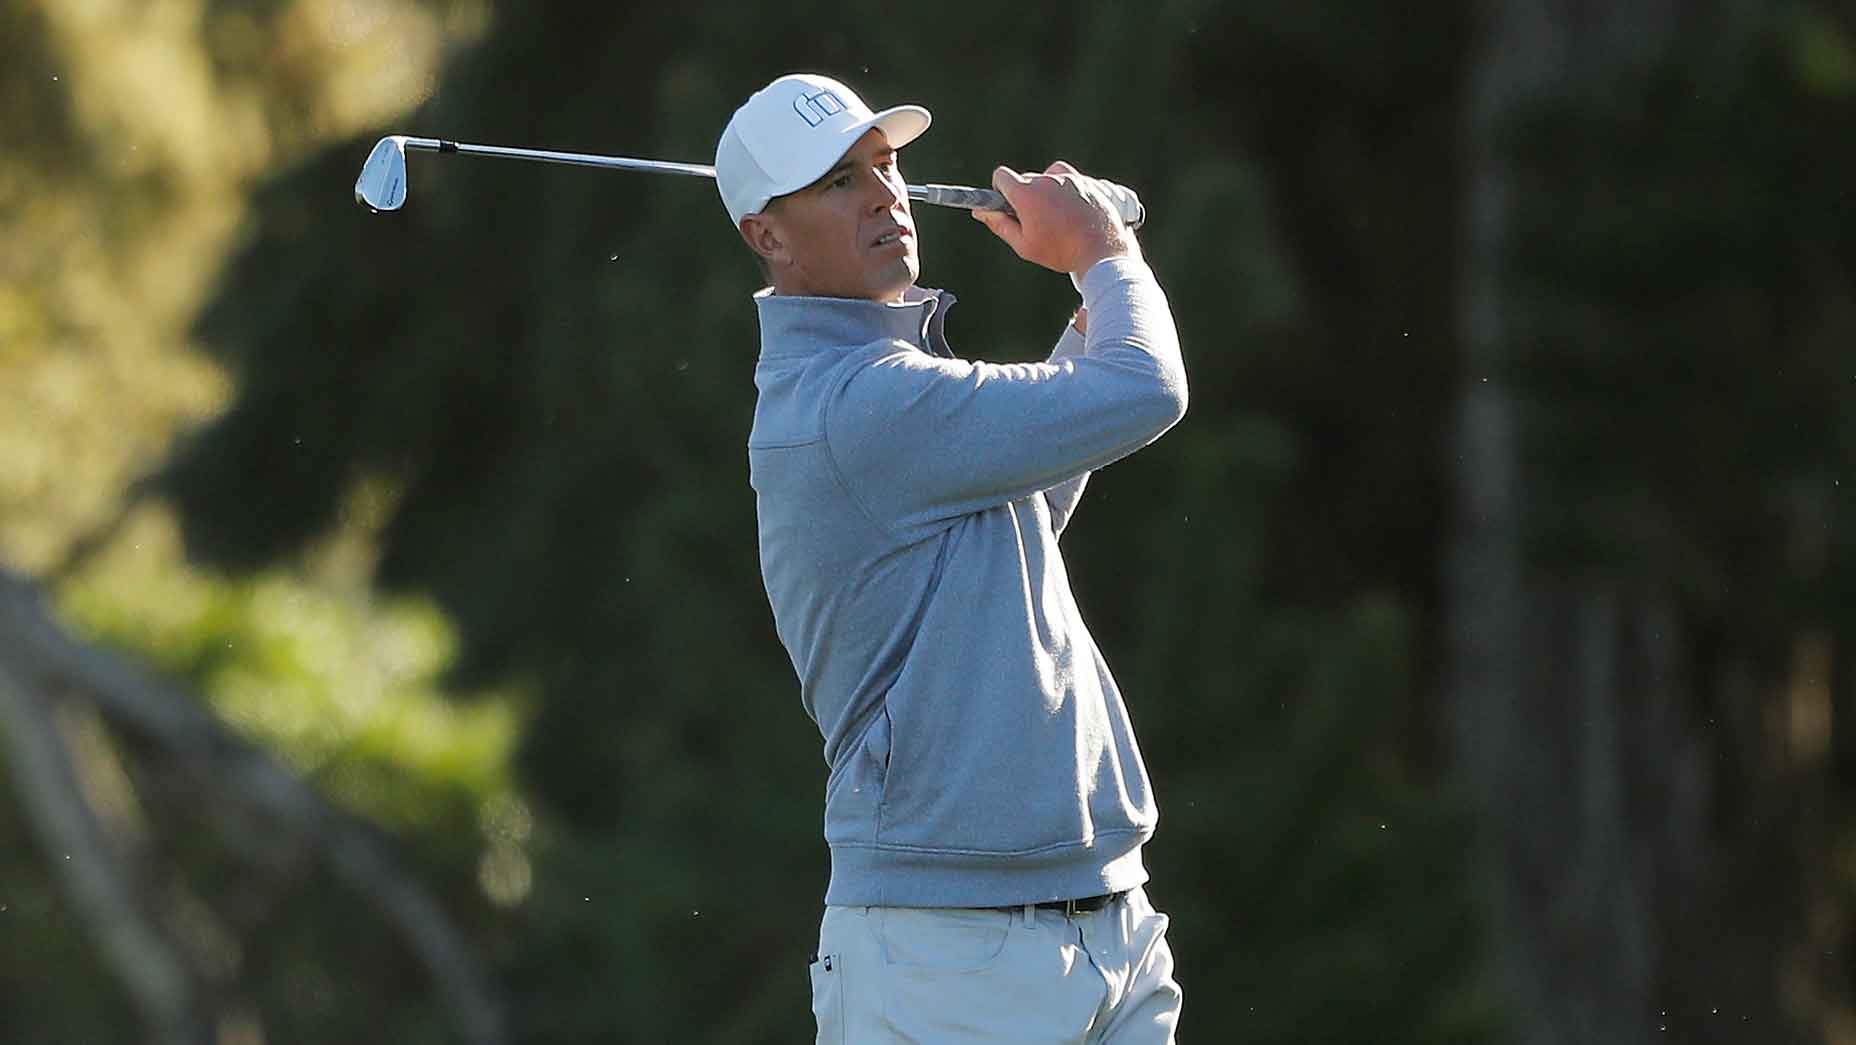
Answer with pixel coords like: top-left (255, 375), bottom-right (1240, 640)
top-left (875, 255), bottom-right (920, 301)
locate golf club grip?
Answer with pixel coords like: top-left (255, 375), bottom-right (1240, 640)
top-left (912, 181), bottom-right (1146, 230)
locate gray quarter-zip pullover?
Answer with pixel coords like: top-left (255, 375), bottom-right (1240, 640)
top-left (749, 256), bottom-right (1187, 907)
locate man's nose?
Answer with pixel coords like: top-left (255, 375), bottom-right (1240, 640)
top-left (868, 169), bottom-right (905, 210)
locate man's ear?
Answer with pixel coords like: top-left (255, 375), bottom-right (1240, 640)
top-left (739, 212), bottom-right (788, 268)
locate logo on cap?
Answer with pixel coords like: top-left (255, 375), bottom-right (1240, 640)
top-left (793, 88), bottom-right (848, 127)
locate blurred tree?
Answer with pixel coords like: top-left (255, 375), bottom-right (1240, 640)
top-left (1450, 0), bottom-right (1856, 1041)
top-left (1, 0), bottom-right (525, 1041)
top-left (1446, 2), bottom-right (1687, 1042)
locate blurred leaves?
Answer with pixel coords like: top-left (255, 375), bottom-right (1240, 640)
top-left (57, 510), bottom-right (521, 828)
top-left (2, 0), bottom-right (516, 1040)
top-left (0, 0), bottom-right (488, 570)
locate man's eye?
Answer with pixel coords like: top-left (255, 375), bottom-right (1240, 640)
top-left (830, 174), bottom-right (853, 190)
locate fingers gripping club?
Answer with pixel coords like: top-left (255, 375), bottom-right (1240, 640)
top-left (910, 181), bottom-right (1145, 230)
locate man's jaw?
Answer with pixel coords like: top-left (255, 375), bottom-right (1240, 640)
top-left (877, 252), bottom-right (919, 303)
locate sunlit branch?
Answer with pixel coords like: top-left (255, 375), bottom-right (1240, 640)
top-left (0, 569), bottom-right (507, 1045)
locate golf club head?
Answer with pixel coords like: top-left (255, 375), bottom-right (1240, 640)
top-left (355, 136), bottom-right (409, 211)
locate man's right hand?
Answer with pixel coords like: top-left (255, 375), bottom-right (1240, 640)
top-left (972, 161), bottom-right (1140, 279)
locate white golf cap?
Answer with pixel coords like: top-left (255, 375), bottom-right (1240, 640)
top-left (715, 73), bottom-right (931, 227)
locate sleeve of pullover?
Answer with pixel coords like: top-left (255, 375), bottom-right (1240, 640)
top-left (826, 257), bottom-right (1188, 535)
top-left (1040, 320), bottom-right (1090, 537)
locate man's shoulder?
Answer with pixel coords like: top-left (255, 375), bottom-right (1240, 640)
top-left (750, 339), bottom-right (899, 448)
top-left (757, 335), bottom-right (930, 396)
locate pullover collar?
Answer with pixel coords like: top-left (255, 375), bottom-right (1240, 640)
top-left (755, 285), bottom-right (958, 361)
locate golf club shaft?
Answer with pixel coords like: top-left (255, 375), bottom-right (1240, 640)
top-left (401, 137), bottom-right (717, 178)
top-left (397, 137), bottom-right (1142, 227)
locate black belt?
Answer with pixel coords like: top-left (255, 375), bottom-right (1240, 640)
top-left (1017, 891), bottom-right (1126, 916)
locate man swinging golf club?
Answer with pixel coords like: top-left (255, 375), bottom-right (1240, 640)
top-left (721, 73), bottom-right (1187, 1042)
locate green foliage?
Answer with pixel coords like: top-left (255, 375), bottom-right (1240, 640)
top-left (0, 2), bottom-right (519, 1041)
top-left (57, 523), bottom-right (522, 828)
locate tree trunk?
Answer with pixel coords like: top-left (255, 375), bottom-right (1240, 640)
top-left (1446, 1), bottom-right (1710, 1042)
top-left (0, 658), bottom-right (215, 1045)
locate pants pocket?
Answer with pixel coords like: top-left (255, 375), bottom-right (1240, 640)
top-left (808, 953), bottom-right (843, 1045)
top-left (875, 906), bottom-right (1015, 974)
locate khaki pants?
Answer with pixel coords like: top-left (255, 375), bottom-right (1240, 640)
top-left (808, 886), bottom-right (1182, 1043)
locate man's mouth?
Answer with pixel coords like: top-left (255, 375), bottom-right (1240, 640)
top-left (871, 228), bottom-right (911, 248)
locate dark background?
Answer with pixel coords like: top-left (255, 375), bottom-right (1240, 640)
top-left (3, 0), bottom-right (1853, 1041)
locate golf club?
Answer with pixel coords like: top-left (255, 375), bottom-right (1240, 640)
top-left (353, 135), bottom-right (1146, 229)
